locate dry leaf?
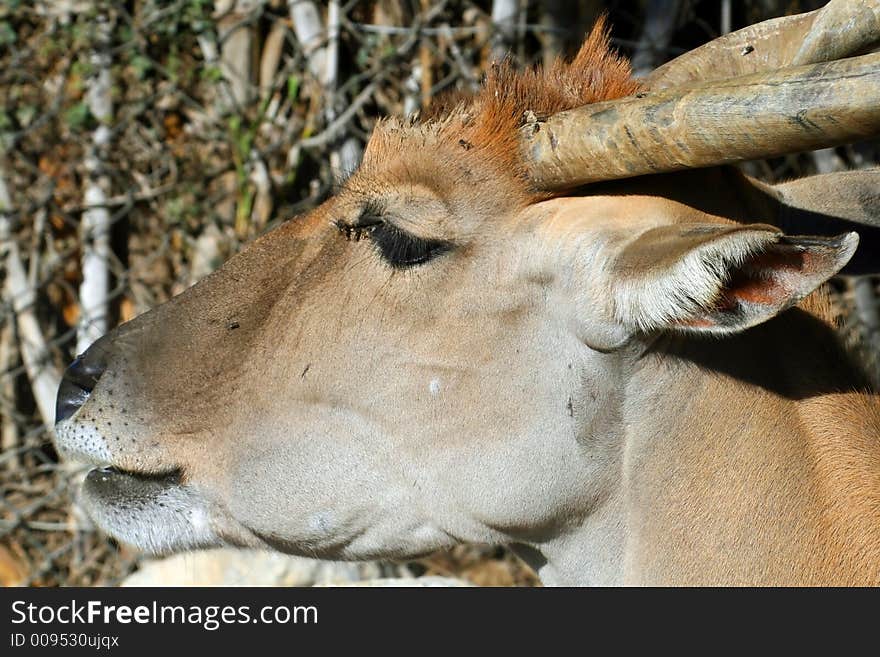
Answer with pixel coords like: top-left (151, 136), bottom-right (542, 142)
top-left (0, 545), bottom-right (28, 587)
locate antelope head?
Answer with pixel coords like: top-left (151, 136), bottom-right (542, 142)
top-left (54, 2), bottom-right (880, 584)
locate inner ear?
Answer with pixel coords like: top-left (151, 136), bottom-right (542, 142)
top-left (677, 233), bottom-right (859, 333)
top-left (721, 240), bottom-right (815, 307)
top-left (610, 223), bottom-right (858, 336)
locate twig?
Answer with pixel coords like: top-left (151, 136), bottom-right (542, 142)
top-left (721, 0), bottom-right (732, 35)
top-left (249, 154), bottom-right (272, 231)
top-left (419, 0), bottom-right (434, 111)
top-left (289, 0), bottom-right (326, 79)
top-left (298, 80), bottom-right (378, 150)
top-left (216, 2), bottom-right (255, 107)
top-left (350, 22), bottom-right (567, 37)
top-left (439, 23), bottom-right (479, 91)
top-left (326, 0), bottom-right (361, 176)
top-left (853, 276), bottom-right (880, 388)
top-left (259, 18), bottom-right (287, 100)
top-left (812, 148), bottom-right (845, 175)
top-left (196, 32), bottom-right (241, 115)
top-left (77, 9), bottom-right (114, 355)
top-left (0, 519), bottom-right (75, 533)
top-left (1, 170), bottom-right (60, 431)
top-left (0, 320), bottom-right (19, 464)
top-left (403, 64), bottom-right (422, 117)
top-left (491, 0), bottom-right (520, 61)
top-left (290, 0), bottom-right (362, 178)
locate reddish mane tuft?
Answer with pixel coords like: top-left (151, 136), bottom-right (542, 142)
top-left (423, 15), bottom-right (639, 124)
top-left (359, 17), bottom-right (640, 201)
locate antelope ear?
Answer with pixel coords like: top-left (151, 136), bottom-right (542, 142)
top-left (610, 223), bottom-right (858, 335)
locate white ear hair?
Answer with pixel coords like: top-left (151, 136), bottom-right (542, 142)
top-left (608, 224), bottom-right (857, 335)
top-left (612, 227), bottom-right (778, 333)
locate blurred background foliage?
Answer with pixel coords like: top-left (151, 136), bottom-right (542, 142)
top-left (1, 0), bottom-right (877, 586)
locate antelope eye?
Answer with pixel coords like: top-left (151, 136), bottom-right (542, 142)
top-left (369, 222), bottom-right (452, 269)
top-left (335, 218), bottom-right (452, 269)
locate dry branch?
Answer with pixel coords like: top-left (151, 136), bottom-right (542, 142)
top-left (77, 10), bottom-right (113, 355)
top-left (217, 14), bottom-right (255, 108)
top-left (721, 0), bottom-right (732, 35)
top-left (195, 32), bottom-right (240, 114)
top-left (490, 0), bottom-right (519, 61)
top-left (290, 0), bottom-right (362, 178)
top-left (1, 172), bottom-right (60, 431)
top-left (0, 320), bottom-right (19, 462)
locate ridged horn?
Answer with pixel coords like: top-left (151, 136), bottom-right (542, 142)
top-left (524, 53), bottom-right (880, 191)
top-left (646, 0), bottom-right (880, 89)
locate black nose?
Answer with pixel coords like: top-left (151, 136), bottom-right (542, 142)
top-left (55, 353), bottom-right (106, 424)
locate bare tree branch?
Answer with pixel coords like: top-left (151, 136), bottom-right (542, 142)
top-left (77, 9), bottom-right (113, 355)
top-left (290, 0), bottom-right (363, 179)
top-left (1, 171), bottom-right (60, 431)
top-left (721, 0), bottom-right (732, 35)
top-left (215, 1), bottom-right (257, 108)
top-left (854, 276), bottom-right (880, 388)
top-left (298, 81), bottom-right (379, 150)
top-left (288, 0), bottom-right (326, 79)
top-left (196, 31), bottom-right (241, 114)
top-left (0, 320), bottom-right (19, 464)
top-left (491, 0), bottom-right (520, 61)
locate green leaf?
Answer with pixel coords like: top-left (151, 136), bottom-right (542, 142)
top-left (356, 47), bottom-right (370, 69)
top-left (227, 115), bottom-right (241, 136)
top-left (0, 21), bottom-right (15, 46)
top-left (164, 197), bottom-right (186, 225)
top-left (64, 102), bottom-right (92, 130)
top-left (201, 65), bottom-right (223, 83)
top-left (15, 104), bottom-right (35, 128)
top-left (287, 75), bottom-right (300, 101)
top-left (237, 131), bottom-right (252, 159)
top-left (167, 49), bottom-right (180, 83)
top-left (71, 57), bottom-right (95, 80)
top-left (130, 54), bottom-right (152, 80)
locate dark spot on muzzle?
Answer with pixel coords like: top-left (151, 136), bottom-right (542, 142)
top-left (55, 353), bottom-right (107, 424)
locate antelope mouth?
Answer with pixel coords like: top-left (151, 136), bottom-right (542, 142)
top-left (80, 464), bottom-right (223, 554)
top-left (84, 465), bottom-right (183, 495)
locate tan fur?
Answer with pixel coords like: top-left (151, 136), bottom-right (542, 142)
top-left (800, 392), bottom-right (880, 584)
top-left (796, 288), bottom-right (880, 583)
top-left (627, 295), bottom-right (880, 585)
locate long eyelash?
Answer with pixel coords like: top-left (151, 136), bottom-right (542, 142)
top-left (333, 219), bottom-right (451, 268)
top-left (369, 222), bottom-right (451, 268)
top-left (333, 219), bottom-right (378, 242)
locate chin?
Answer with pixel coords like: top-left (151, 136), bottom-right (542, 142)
top-left (81, 467), bottom-right (223, 554)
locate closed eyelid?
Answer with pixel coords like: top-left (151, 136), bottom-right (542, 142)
top-left (333, 215), bottom-right (453, 268)
top-left (371, 223), bottom-right (452, 268)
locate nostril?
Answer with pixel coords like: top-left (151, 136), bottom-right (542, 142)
top-left (65, 355), bottom-right (105, 389)
top-left (55, 354), bottom-right (107, 424)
